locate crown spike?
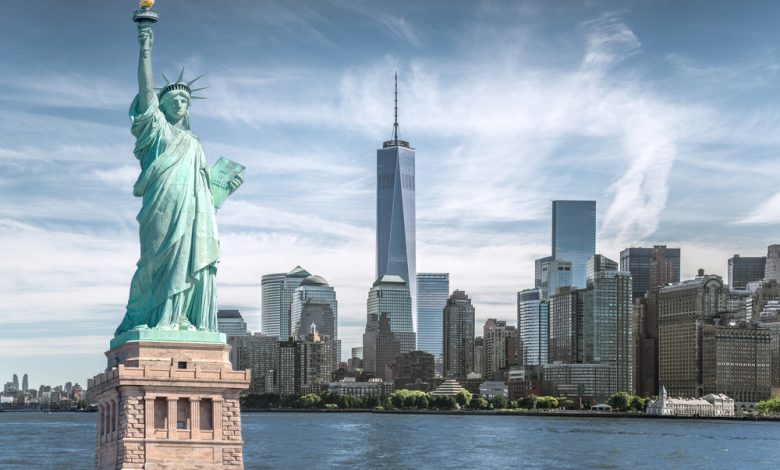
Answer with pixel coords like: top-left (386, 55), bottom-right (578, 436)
top-left (161, 73), bottom-right (170, 85)
top-left (187, 75), bottom-right (204, 87)
top-left (177, 67), bottom-right (185, 83)
top-left (190, 96), bottom-right (207, 100)
top-left (190, 87), bottom-right (208, 92)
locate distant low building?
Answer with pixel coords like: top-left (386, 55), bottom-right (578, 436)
top-left (479, 381), bottom-right (508, 399)
top-left (327, 378), bottom-right (393, 398)
top-left (431, 379), bottom-right (466, 397)
top-left (646, 386), bottom-right (734, 417)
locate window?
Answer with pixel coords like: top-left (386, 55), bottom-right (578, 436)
top-left (154, 397), bottom-right (167, 429)
top-left (178, 361), bottom-right (188, 369)
top-left (200, 399), bottom-right (213, 430)
top-left (177, 398), bottom-right (190, 429)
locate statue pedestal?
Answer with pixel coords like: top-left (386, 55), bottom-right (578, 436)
top-left (88, 339), bottom-right (250, 469)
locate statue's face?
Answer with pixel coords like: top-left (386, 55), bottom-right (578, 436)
top-left (161, 91), bottom-right (190, 123)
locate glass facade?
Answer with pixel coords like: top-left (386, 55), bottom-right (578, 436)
top-left (366, 275), bottom-right (416, 358)
top-left (261, 266), bottom-right (311, 339)
top-left (289, 275), bottom-right (338, 340)
top-left (552, 200), bottom-right (596, 289)
top-left (728, 255), bottom-right (766, 290)
top-left (216, 309), bottom-right (248, 337)
top-left (540, 259), bottom-right (572, 299)
top-left (584, 262), bottom-right (633, 394)
top-left (517, 288), bottom-right (549, 367)
top-left (549, 287), bottom-right (583, 364)
top-left (620, 246), bottom-right (681, 300)
top-left (377, 144), bottom-right (416, 320)
top-left (416, 273), bottom-right (449, 361)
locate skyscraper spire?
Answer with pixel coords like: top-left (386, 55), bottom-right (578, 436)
top-left (393, 72), bottom-right (399, 142)
top-left (384, 72), bottom-right (410, 148)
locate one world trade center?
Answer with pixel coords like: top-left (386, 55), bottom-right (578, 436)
top-left (376, 74), bottom-right (416, 318)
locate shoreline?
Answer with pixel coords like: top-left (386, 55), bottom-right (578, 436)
top-left (241, 408), bottom-right (780, 421)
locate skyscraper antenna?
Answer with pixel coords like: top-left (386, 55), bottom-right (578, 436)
top-left (393, 72), bottom-right (399, 142)
top-left (383, 71), bottom-right (409, 148)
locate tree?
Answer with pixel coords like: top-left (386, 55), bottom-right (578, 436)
top-left (522, 394), bottom-right (537, 409)
top-left (297, 393), bottom-right (322, 408)
top-left (607, 392), bottom-right (632, 411)
top-left (536, 396), bottom-right (559, 409)
top-left (630, 395), bottom-right (647, 412)
top-left (755, 396), bottom-right (780, 414)
top-left (491, 395), bottom-right (508, 410)
top-left (455, 389), bottom-right (472, 408)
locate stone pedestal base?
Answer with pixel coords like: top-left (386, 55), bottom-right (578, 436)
top-left (88, 340), bottom-right (250, 469)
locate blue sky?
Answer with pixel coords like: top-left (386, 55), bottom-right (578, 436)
top-left (2, 1), bottom-right (780, 387)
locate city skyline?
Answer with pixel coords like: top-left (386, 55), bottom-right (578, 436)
top-left (4, 1), bottom-right (780, 385)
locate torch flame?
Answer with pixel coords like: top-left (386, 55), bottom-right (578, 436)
top-left (140, 0), bottom-right (154, 9)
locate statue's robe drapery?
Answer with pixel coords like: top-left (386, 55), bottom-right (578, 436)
top-left (115, 95), bottom-right (219, 335)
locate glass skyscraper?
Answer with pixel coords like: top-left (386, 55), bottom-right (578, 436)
top-left (416, 273), bottom-right (449, 361)
top-left (376, 77), bottom-right (416, 319)
top-left (584, 255), bottom-right (633, 394)
top-left (620, 246), bottom-right (681, 300)
top-left (540, 259), bottom-right (572, 299)
top-left (261, 266), bottom-right (311, 338)
top-left (366, 275), bottom-right (416, 357)
top-left (517, 288), bottom-right (549, 367)
top-left (289, 274), bottom-right (340, 367)
top-left (552, 200), bottom-right (596, 289)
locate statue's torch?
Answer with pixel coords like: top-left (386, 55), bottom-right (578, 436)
top-left (132, 0), bottom-right (159, 25)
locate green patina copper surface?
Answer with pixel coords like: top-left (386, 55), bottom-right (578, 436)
top-left (112, 9), bottom-right (244, 347)
top-left (110, 329), bottom-right (227, 350)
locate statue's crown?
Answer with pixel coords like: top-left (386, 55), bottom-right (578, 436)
top-left (157, 68), bottom-right (206, 100)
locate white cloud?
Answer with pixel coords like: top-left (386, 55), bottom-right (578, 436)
top-left (736, 191), bottom-right (780, 225)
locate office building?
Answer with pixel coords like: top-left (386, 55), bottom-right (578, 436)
top-left (728, 255), bottom-right (766, 290)
top-left (217, 309), bottom-right (248, 338)
top-left (289, 274), bottom-right (338, 339)
top-left (366, 275), bottom-right (416, 354)
top-left (620, 246), bottom-right (681, 301)
top-left (395, 350), bottom-right (436, 390)
top-left (517, 288), bottom-right (549, 367)
top-left (702, 318), bottom-right (771, 404)
top-left (261, 266), bottom-right (311, 338)
top-left (302, 326), bottom-right (334, 387)
top-left (583, 256), bottom-right (633, 394)
top-left (483, 319), bottom-right (518, 381)
top-left (377, 76), bottom-right (416, 319)
top-left (629, 246), bottom-right (681, 397)
top-left (535, 256), bottom-right (553, 289)
top-left (549, 286), bottom-right (583, 364)
top-left (228, 333), bottom-right (278, 394)
top-left (442, 290), bottom-right (475, 379)
top-left (765, 245), bottom-right (780, 281)
top-left (540, 259), bottom-right (572, 299)
top-left (541, 363), bottom-right (614, 404)
top-left (552, 200), bottom-right (596, 289)
top-left (22, 374), bottom-right (28, 392)
top-left (658, 270), bottom-right (727, 398)
top-left (473, 337), bottom-right (484, 378)
top-left (416, 273), bottom-right (449, 361)
top-left (586, 254), bottom-right (618, 281)
top-left (375, 313), bottom-right (401, 381)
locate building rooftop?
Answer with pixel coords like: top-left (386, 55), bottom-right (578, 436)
top-left (286, 266), bottom-right (312, 278)
top-left (301, 274), bottom-right (329, 286)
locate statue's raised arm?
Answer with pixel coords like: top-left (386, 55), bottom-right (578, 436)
top-left (136, 24), bottom-right (155, 114)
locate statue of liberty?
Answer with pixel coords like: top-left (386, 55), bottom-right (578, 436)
top-left (115, 5), bottom-right (244, 338)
